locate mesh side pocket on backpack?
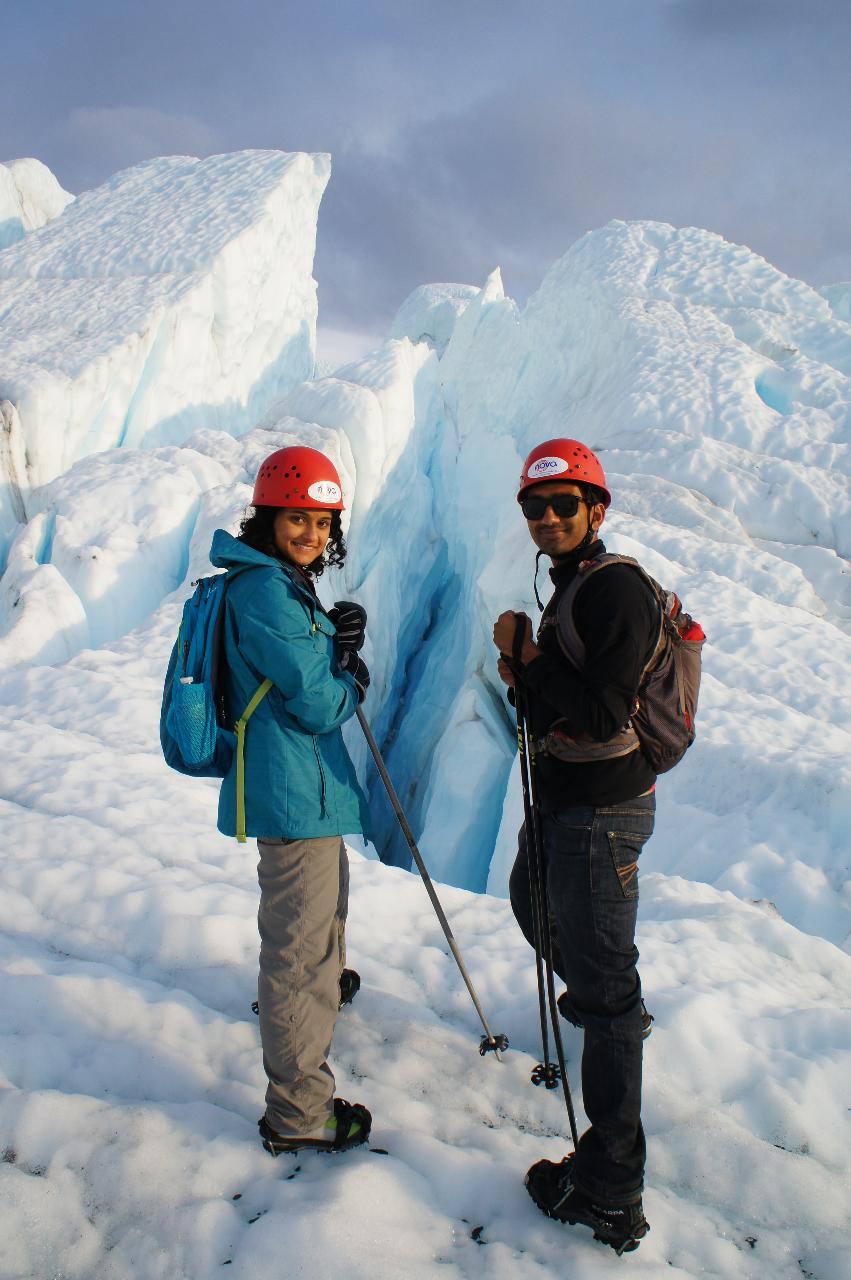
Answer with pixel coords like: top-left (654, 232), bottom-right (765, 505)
top-left (167, 680), bottom-right (218, 768)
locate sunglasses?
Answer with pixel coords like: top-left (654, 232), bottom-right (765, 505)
top-left (520, 493), bottom-right (583, 521)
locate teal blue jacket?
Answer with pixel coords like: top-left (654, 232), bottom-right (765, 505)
top-left (209, 529), bottom-right (371, 841)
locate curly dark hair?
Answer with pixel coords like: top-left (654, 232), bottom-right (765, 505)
top-left (237, 506), bottom-right (347, 578)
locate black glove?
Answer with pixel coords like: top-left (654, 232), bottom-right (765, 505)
top-left (329, 600), bottom-right (367, 652)
top-left (339, 649), bottom-right (370, 702)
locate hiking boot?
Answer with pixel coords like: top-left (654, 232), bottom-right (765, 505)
top-left (557, 991), bottom-right (654, 1040)
top-left (259, 1098), bottom-right (372, 1155)
top-left (251, 968), bottom-right (361, 1019)
top-left (525, 1155), bottom-right (648, 1255)
top-left (338, 968), bottom-right (361, 1008)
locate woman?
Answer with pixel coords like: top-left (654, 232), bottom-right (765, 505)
top-left (209, 444), bottom-right (373, 1154)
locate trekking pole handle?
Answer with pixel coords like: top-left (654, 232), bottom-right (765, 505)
top-left (495, 611), bottom-right (530, 700)
top-left (512, 613), bottom-right (528, 668)
top-left (355, 706), bottom-right (508, 1061)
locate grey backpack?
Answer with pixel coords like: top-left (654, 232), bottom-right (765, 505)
top-left (540, 554), bottom-right (705, 774)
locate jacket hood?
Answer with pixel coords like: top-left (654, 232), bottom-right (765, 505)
top-left (210, 528), bottom-right (279, 571)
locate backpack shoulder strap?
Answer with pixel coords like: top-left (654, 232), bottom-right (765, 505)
top-left (235, 677), bottom-right (274, 843)
top-left (214, 564), bottom-right (276, 845)
top-left (212, 565), bottom-right (256, 718)
top-left (554, 553), bottom-right (664, 671)
top-left (601, 556), bottom-right (669, 676)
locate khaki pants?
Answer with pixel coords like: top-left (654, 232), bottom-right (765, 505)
top-left (256, 836), bottom-right (348, 1136)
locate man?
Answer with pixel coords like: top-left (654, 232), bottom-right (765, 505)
top-left (493, 438), bottom-right (659, 1254)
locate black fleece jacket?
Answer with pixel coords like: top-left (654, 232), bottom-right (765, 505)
top-left (521, 539), bottom-right (659, 809)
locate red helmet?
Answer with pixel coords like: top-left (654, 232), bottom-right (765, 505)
top-left (517, 438), bottom-right (611, 508)
top-left (252, 446), bottom-right (345, 509)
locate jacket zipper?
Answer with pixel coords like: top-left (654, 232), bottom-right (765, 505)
top-left (311, 734), bottom-right (327, 817)
top-left (279, 568), bottom-right (330, 816)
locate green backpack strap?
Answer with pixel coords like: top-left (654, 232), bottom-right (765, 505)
top-left (235, 679), bottom-right (274, 843)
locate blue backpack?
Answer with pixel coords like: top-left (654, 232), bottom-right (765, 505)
top-left (160, 570), bottom-right (271, 840)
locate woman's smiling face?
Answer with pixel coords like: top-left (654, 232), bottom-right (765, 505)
top-left (272, 508), bottom-right (333, 567)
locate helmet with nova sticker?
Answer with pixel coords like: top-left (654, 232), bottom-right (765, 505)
top-left (252, 446), bottom-right (345, 510)
top-left (517, 438), bottom-right (611, 508)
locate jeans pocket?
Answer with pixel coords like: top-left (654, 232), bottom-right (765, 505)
top-left (606, 831), bottom-right (643, 900)
top-left (548, 808), bottom-right (594, 833)
top-left (543, 812), bottom-right (594, 865)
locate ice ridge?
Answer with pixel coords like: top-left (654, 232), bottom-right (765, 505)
top-left (0, 150), bottom-right (330, 570)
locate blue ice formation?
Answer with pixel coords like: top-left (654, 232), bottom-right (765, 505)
top-left (3, 168), bottom-right (851, 913)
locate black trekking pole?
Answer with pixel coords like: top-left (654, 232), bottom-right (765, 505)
top-left (507, 618), bottom-right (579, 1148)
top-left (356, 706), bottom-right (509, 1061)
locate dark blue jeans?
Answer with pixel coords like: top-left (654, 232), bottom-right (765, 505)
top-left (509, 794), bottom-right (655, 1206)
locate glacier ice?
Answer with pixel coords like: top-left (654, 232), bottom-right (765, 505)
top-left (822, 281), bottom-right (851, 325)
top-left (0, 442), bottom-right (233, 665)
top-left (0, 150), bottom-right (330, 570)
top-left (0, 157), bottom-right (849, 946)
top-left (389, 282), bottom-right (481, 356)
top-left (0, 157), bottom-right (73, 250)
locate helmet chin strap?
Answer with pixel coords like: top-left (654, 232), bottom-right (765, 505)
top-left (575, 514), bottom-right (599, 556)
top-left (533, 550), bottom-right (547, 611)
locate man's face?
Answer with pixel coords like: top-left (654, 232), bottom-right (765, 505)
top-left (521, 481), bottom-right (604, 559)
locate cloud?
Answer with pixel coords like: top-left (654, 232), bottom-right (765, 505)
top-left (314, 57), bottom-right (851, 334)
top-left (326, 0), bottom-right (851, 323)
top-left (2, 2), bottom-right (848, 333)
top-left (666, 0), bottom-right (851, 39)
top-left (315, 324), bottom-right (383, 373)
top-left (54, 106), bottom-right (218, 191)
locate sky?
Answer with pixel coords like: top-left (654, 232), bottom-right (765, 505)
top-left (3, 0), bottom-right (850, 356)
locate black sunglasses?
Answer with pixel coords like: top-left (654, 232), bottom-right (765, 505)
top-left (520, 492), bottom-right (583, 520)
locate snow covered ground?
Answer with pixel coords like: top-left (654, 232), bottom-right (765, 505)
top-left (1, 152), bottom-right (849, 1277)
top-left (1, 642), bottom-right (849, 1278)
